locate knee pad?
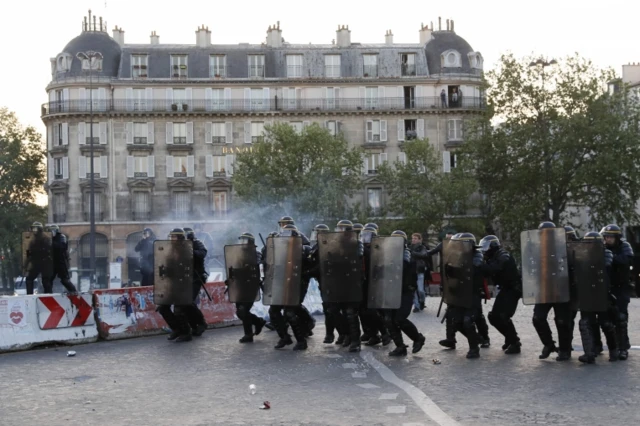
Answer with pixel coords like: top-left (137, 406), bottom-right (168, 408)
top-left (462, 316), bottom-right (475, 330)
top-left (600, 320), bottom-right (615, 333)
top-left (285, 309), bottom-right (298, 322)
top-left (618, 312), bottom-right (628, 325)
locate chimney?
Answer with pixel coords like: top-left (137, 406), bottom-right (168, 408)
top-left (266, 21), bottom-right (283, 48)
top-left (196, 25), bottom-right (211, 47)
top-left (451, 19), bottom-right (455, 32)
top-left (112, 26), bottom-right (125, 46)
top-left (438, 17), bottom-right (442, 31)
top-left (336, 25), bottom-right (351, 47)
top-left (150, 31), bottom-right (160, 45)
top-left (385, 30), bottom-right (393, 45)
top-left (419, 22), bottom-right (432, 44)
top-left (446, 19), bottom-right (450, 31)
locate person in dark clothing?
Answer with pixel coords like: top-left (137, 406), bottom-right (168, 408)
top-left (183, 227), bottom-right (208, 337)
top-left (409, 233), bottom-right (428, 312)
top-left (24, 222), bottom-right (53, 295)
top-left (134, 227), bottom-right (156, 287)
top-left (47, 224), bottom-right (78, 294)
top-left (478, 235), bottom-right (522, 354)
top-left (385, 230), bottom-right (426, 357)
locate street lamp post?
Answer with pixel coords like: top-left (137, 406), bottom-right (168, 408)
top-left (76, 50), bottom-right (103, 289)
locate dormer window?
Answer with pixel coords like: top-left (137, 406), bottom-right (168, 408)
top-left (441, 50), bottom-right (461, 68)
top-left (56, 54), bottom-right (72, 72)
top-left (171, 55), bottom-right (188, 78)
top-left (132, 55), bottom-right (148, 78)
top-left (81, 56), bottom-right (103, 71)
top-left (468, 52), bottom-right (483, 70)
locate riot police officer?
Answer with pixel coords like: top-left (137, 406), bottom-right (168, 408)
top-left (135, 227), bottom-right (156, 287)
top-left (602, 224), bottom-right (633, 361)
top-left (531, 222), bottom-right (575, 361)
top-left (24, 222), bottom-right (53, 295)
top-left (384, 230), bottom-right (426, 357)
top-left (183, 227), bottom-right (208, 337)
top-left (47, 225), bottom-right (78, 294)
top-left (478, 235), bottom-right (522, 354)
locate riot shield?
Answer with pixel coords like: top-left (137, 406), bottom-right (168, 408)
top-left (567, 240), bottom-right (609, 312)
top-left (224, 244), bottom-right (261, 303)
top-left (318, 231), bottom-right (362, 303)
top-left (153, 239), bottom-right (194, 305)
top-left (368, 236), bottom-right (404, 309)
top-left (21, 231), bottom-right (53, 277)
top-left (442, 239), bottom-right (475, 309)
top-left (520, 228), bottom-right (570, 305)
top-left (262, 236), bottom-right (302, 306)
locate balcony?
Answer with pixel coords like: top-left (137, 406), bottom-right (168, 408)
top-left (132, 211), bottom-right (151, 221)
top-left (210, 67), bottom-right (226, 78)
top-left (41, 96), bottom-right (487, 117)
top-left (52, 213), bottom-right (66, 223)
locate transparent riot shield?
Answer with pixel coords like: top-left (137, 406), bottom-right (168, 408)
top-left (224, 244), bottom-right (261, 303)
top-left (21, 231), bottom-right (53, 277)
top-left (318, 231), bottom-right (362, 303)
top-left (442, 239), bottom-right (475, 309)
top-left (520, 228), bottom-right (570, 305)
top-left (368, 236), bottom-right (404, 309)
top-left (262, 236), bottom-right (302, 306)
top-left (567, 240), bottom-right (609, 312)
top-left (153, 239), bottom-right (194, 305)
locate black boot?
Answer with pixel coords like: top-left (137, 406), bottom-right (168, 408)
top-left (175, 333), bottom-right (192, 342)
top-left (480, 337), bottom-right (491, 348)
top-left (389, 345), bottom-right (408, 357)
top-left (578, 317), bottom-right (596, 364)
top-left (360, 333), bottom-right (372, 342)
top-left (323, 333), bottom-right (335, 344)
top-left (381, 334), bottom-right (392, 346)
top-left (504, 342), bottom-right (521, 354)
top-left (555, 351), bottom-right (571, 361)
top-left (254, 318), bottom-right (266, 336)
top-left (578, 353), bottom-right (596, 364)
top-left (167, 331), bottom-right (180, 341)
top-left (608, 349), bottom-right (619, 362)
top-left (335, 335), bottom-right (345, 345)
top-left (239, 335), bottom-right (254, 343)
top-left (293, 341), bottom-right (308, 351)
top-left (274, 335), bottom-right (293, 349)
top-left (341, 335), bottom-right (351, 347)
top-left (602, 322), bottom-right (618, 362)
top-left (539, 344), bottom-right (557, 359)
top-left (347, 309), bottom-right (361, 352)
top-left (619, 350), bottom-right (629, 361)
top-left (439, 339), bottom-right (456, 349)
top-left (466, 347), bottom-right (480, 359)
top-left (412, 334), bottom-right (426, 354)
top-left (365, 335), bottom-right (382, 346)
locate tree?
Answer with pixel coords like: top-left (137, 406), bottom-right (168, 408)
top-left (0, 108), bottom-right (47, 288)
top-left (462, 54), bottom-right (640, 239)
top-left (377, 138), bottom-right (478, 240)
top-left (232, 123), bottom-right (363, 233)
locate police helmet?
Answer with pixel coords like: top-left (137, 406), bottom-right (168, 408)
top-left (169, 228), bottom-right (186, 240)
top-left (352, 223), bottom-right (364, 234)
top-left (582, 231), bottom-right (603, 241)
top-left (280, 223), bottom-right (299, 237)
top-left (364, 222), bottom-right (379, 231)
top-left (452, 232), bottom-right (477, 246)
top-left (479, 235), bottom-right (500, 253)
top-left (360, 227), bottom-right (377, 244)
top-left (47, 224), bottom-right (60, 235)
top-left (335, 219), bottom-right (354, 232)
top-left (390, 230), bottom-right (408, 242)
top-left (143, 227), bottom-right (153, 234)
top-left (601, 224), bottom-right (622, 238)
top-left (278, 216), bottom-right (295, 227)
top-left (183, 227), bottom-right (195, 240)
top-left (564, 225), bottom-right (578, 241)
top-left (538, 221), bottom-right (556, 229)
top-left (310, 224), bottom-right (329, 242)
top-left (239, 232), bottom-right (255, 245)
top-left (31, 221), bottom-right (44, 233)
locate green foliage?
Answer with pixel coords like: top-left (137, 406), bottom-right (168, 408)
top-left (462, 53), bottom-right (640, 240)
top-left (377, 138), bottom-right (478, 239)
top-left (232, 123), bottom-right (363, 234)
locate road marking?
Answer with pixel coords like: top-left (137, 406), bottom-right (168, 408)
top-left (631, 346), bottom-right (640, 350)
top-left (387, 405), bottom-right (407, 414)
top-left (379, 393), bottom-right (399, 400)
top-left (352, 371), bottom-right (367, 378)
top-left (342, 363), bottom-right (358, 369)
top-left (361, 350), bottom-right (460, 426)
top-left (356, 383), bottom-right (380, 389)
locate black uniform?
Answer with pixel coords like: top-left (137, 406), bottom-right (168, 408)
top-left (183, 237), bottom-right (208, 335)
top-left (424, 241), bottom-right (457, 346)
top-left (609, 240), bottom-right (633, 359)
top-left (135, 234), bottom-right (155, 287)
top-left (479, 247), bottom-right (522, 352)
top-left (359, 242), bottom-right (390, 345)
top-left (234, 247), bottom-right (267, 342)
top-left (49, 232), bottom-right (77, 294)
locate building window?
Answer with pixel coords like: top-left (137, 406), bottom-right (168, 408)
top-left (326, 120), bottom-right (338, 137)
top-left (251, 122), bottom-right (265, 143)
top-left (173, 155), bottom-right (188, 177)
top-left (85, 88), bottom-right (101, 111)
top-left (325, 55), bottom-right (341, 77)
top-left (365, 153), bottom-right (387, 174)
top-left (172, 191), bottom-right (190, 219)
top-left (171, 55), bottom-right (188, 78)
top-left (367, 188), bottom-right (382, 214)
top-left (173, 89), bottom-right (188, 111)
top-left (404, 119), bottom-right (417, 140)
top-left (82, 56), bottom-right (102, 71)
top-left (212, 155), bottom-right (226, 177)
top-left (213, 191), bottom-right (228, 217)
top-left (365, 87), bottom-right (378, 109)
top-left (133, 89), bottom-right (147, 111)
top-left (134, 122), bottom-right (148, 144)
top-left (132, 191), bottom-right (150, 220)
top-left (212, 123), bottom-right (226, 143)
top-left (290, 121), bottom-right (303, 134)
top-left (85, 122), bottom-right (99, 144)
top-left (209, 55), bottom-right (226, 77)
top-left (134, 156), bottom-right (149, 177)
top-left (53, 192), bottom-right (66, 223)
top-left (401, 53), bottom-right (416, 76)
top-left (173, 123), bottom-right (187, 144)
top-left (363, 54), bottom-right (378, 77)
top-left (286, 55), bottom-right (303, 78)
top-left (83, 192), bottom-right (103, 221)
top-left (84, 156), bottom-right (102, 178)
top-left (448, 119), bottom-right (463, 141)
top-left (210, 88), bottom-right (225, 110)
top-left (54, 157), bottom-right (63, 179)
top-left (248, 55), bottom-right (265, 78)
top-left (132, 55), bottom-right (148, 78)
top-left (250, 88), bottom-right (265, 110)
top-left (326, 87), bottom-right (340, 109)
top-left (54, 123), bottom-right (64, 146)
top-left (367, 120), bottom-right (381, 142)
top-left (442, 50), bottom-right (462, 68)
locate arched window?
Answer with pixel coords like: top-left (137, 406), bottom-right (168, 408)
top-left (78, 233), bottom-right (109, 289)
top-left (441, 50), bottom-right (461, 68)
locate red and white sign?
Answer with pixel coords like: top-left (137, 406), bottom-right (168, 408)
top-left (36, 294), bottom-right (95, 330)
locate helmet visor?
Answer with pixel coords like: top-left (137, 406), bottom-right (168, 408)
top-left (480, 239), bottom-right (493, 252)
top-left (360, 232), bottom-right (373, 244)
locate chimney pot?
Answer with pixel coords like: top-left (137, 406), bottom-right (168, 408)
top-left (438, 17), bottom-right (442, 31)
top-left (150, 31), bottom-right (160, 45)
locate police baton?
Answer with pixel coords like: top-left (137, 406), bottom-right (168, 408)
top-left (194, 270), bottom-right (213, 302)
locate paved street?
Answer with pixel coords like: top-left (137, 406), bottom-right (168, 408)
top-left (1, 298), bottom-right (639, 426)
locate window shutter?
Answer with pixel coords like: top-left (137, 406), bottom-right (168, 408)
top-left (126, 88), bottom-right (134, 111)
top-left (457, 120), bottom-right (463, 139)
top-left (244, 88), bottom-right (251, 110)
top-left (145, 88), bottom-right (153, 111)
top-left (166, 155), bottom-right (174, 177)
top-left (380, 153), bottom-right (388, 163)
top-left (78, 88), bottom-right (86, 111)
top-left (77, 122), bottom-right (86, 145)
top-left (47, 125), bottom-right (53, 150)
top-left (205, 88), bottom-right (213, 111)
top-left (397, 86), bottom-right (403, 106)
top-left (362, 157), bottom-right (369, 175)
top-left (187, 155), bottom-right (195, 177)
top-left (224, 88), bottom-right (231, 109)
top-left (206, 155), bottom-right (213, 177)
top-left (443, 151), bottom-right (451, 173)
top-left (99, 122), bottom-right (107, 144)
top-left (101, 156), bottom-right (108, 177)
top-left (205, 122), bottom-right (212, 144)
top-left (448, 120), bottom-right (454, 140)
top-left (166, 122), bottom-right (173, 144)
top-left (337, 121), bottom-right (342, 134)
top-left (126, 156), bottom-right (134, 178)
top-left (61, 123), bottom-right (69, 145)
top-left (185, 88), bottom-right (193, 111)
top-left (380, 120), bottom-right (388, 142)
top-left (53, 124), bottom-right (59, 146)
top-left (225, 122), bottom-right (233, 144)
top-left (147, 122), bottom-right (154, 144)
top-left (397, 119), bottom-right (405, 142)
top-left (126, 122), bottom-right (134, 144)
top-left (148, 155), bottom-right (155, 178)
top-left (263, 88), bottom-right (270, 110)
top-left (398, 152), bottom-right (407, 165)
top-left (186, 122), bottom-right (194, 144)
top-left (62, 88), bottom-right (69, 103)
top-left (244, 121), bottom-right (251, 144)
top-left (79, 156), bottom-right (87, 178)
top-left (365, 120), bottom-right (373, 142)
top-left (359, 86), bottom-right (365, 108)
top-left (378, 86), bottom-right (385, 107)
top-left (165, 88), bottom-right (173, 111)
top-left (98, 88), bottom-right (106, 111)
top-left (225, 154), bottom-right (235, 176)
top-left (417, 118), bottom-right (425, 139)
top-left (62, 156), bottom-right (69, 179)
top-left (48, 157), bottom-right (54, 181)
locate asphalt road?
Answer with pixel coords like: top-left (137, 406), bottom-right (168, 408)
top-left (1, 298), bottom-right (639, 426)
